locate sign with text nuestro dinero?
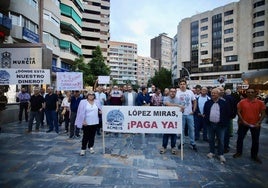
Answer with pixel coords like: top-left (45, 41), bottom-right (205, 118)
top-left (0, 69), bottom-right (51, 85)
top-left (102, 106), bottom-right (182, 134)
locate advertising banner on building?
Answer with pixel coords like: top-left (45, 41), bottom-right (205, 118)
top-left (102, 106), bottom-right (182, 134)
top-left (56, 72), bottom-right (83, 91)
top-left (0, 48), bottom-right (42, 69)
top-left (0, 69), bottom-right (50, 85)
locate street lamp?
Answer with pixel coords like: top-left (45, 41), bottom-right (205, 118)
top-left (178, 65), bottom-right (191, 88)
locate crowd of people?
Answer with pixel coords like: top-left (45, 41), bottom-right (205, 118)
top-left (14, 79), bottom-right (267, 163)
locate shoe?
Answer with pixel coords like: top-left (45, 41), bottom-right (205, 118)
top-left (207, 152), bottom-right (215, 159)
top-left (171, 147), bottom-right (176, 155)
top-left (26, 130), bottom-right (32, 134)
top-left (160, 147), bottom-right (166, 154)
top-left (46, 130), bottom-right (52, 133)
top-left (89, 147), bottom-right (95, 154)
top-left (251, 156), bottom-right (262, 164)
top-left (191, 144), bottom-right (198, 152)
top-left (75, 135), bottom-right (81, 138)
top-left (233, 153), bottom-right (242, 158)
top-left (224, 148), bottom-right (230, 153)
top-left (80, 150), bottom-right (86, 156)
top-left (64, 130), bottom-right (68, 133)
top-left (219, 155), bottom-right (226, 163)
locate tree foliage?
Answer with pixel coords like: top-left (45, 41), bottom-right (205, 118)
top-left (148, 68), bottom-right (172, 91)
top-left (72, 46), bottom-right (110, 86)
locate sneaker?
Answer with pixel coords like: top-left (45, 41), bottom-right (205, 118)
top-left (233, 152), bottom-right (242, 158)
top-left (64, 130), bottom-right (68, 133)
top-left (80, 150), bottom-right (86, 156)
top-left (191, 144), bottom-right (198, 152)
top-left (89, 147), bottom-right (95, 154)
top-left (207, 152), bottom-right (215, 159)
top-left (171, 147), bottom-right (176, 155)
top-left (219, 155), bottom-right (226, 163)
top-left (160, 147), bottom-right (166, 154)
top-left (251, 156), bottom-right (262, 164)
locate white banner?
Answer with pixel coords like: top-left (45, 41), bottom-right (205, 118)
top-left (102, 106), bottom-right (182, 134)
top-left (98, 76), bottom-right (110, 84)
top-left (56, 72), bottom-right (83, 91)
top-left (0, 69), bottom-right (50, 85)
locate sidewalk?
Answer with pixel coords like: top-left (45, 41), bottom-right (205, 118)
top-left (0, 119), bottom-right (268, 187)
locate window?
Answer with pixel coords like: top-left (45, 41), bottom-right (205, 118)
top-left (253, 21), bottom-right (265, 28)
top-left (224, 37), bottom-right (233, 43)
top-left (201, 51), bottom-right (208, 55)
top-left (201, 17), bottom-right (208, 23)
top-left (224, 19), bottom-right (233, 25)
top-left (253, 31), bottom-right (264, 38)
top-left (200, 42), bottom-right (208, 47)
top-left (253, 0), bottom-right (265, 8)
top-left (224, 28), bottom-right (233, 34)
top-left (226, 55), bottom-right (238, 62)
top-left (224, 10), bottom-right (233, 16)
top-left (253, 10), bottom-right (265, 18)
top-left (200, 26), bottom-right (208, 31)
top-left (10, 13), bottom-right (21, 26)
top-left (224, 46), bottom-right (233, 51)
top-left (253, 51), bottom-right (268, 59)
top-left (253, 41), bottom-right (264, 47)
top-left (201, 34), bottom-right (208, 39)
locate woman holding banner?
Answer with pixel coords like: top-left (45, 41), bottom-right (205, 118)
top-left (75, 90), bottom-right (102, 156)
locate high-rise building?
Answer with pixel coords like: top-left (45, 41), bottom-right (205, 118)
top-left (107, 41), bottom-right (137, 85)
top-left (150, 33), bottom-right (172, 71)
top-left (137, 56), bottom-right (159, 86)
top-left (81, 0), bottom-right (110, 63)
top-left (175, 0), bottom-right (268, 88)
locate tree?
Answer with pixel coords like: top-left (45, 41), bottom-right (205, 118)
top-left (148, 68), bottom-right (172, 91)
top-left (87, 46), bottom-right (110, 86)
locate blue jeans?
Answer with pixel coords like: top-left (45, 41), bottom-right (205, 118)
top-left (207, 122), bottom-right (225, 155)
top-left (46, 110), bottom-right (59, 133)
top-left (195, 115), bottom-right (208, 140)
top-left (182, 114), bottom-right (195, 145)
top-left (162, 134), bottom-right (177, 148)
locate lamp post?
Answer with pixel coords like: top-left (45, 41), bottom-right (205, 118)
top-left (178, 65), bottom-right (191, 88)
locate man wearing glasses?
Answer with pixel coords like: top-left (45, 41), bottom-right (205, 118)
top-left (233, 88), bottom-right (266, 164)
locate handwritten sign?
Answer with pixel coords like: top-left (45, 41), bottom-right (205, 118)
top-left (56, 72), bottom-right (83, 91)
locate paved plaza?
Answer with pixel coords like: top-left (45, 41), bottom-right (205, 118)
top-left (0, 118), bottom-right (268, 188)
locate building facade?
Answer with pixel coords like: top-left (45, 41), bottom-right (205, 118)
top-left (175, 0), bottom-right (268, 88)
top-left (107, 41), bottom-right (137, 85)
top-left (150, 33), bottom-right (172, 71)
top-left (137, 56), bottom-right (159, 86)
top-left (81, 0), bottom-right (110, 63)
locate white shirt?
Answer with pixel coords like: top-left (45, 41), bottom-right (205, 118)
top-left (61, 97), bottom-right (70, 109)
top-left (176, 89), bottom-right (196, 115)
top-left (198, 95), bottom-right (210, 114)
top-left (127, 92), bottom-right (134, 106)
top-left (85, 102), bottom-right (99, 125)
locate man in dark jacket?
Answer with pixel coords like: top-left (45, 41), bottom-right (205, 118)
top-left (204, 88), bottom-right (229, 163)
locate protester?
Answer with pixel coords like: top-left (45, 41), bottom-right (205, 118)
top-left (160, 87), bottom-right (184, 154)
top-left (233, 88), bottom-right (266, 164)
top-left (75, 91), bottom-right (102, 156)
top-left (204, 88), bottom-right (229, 164)
top-left (151, 87), bottom-right (163, 106)
top-left (27, 87), bottom-right (45, 133)
top-left (122, 84), bottom-right (137, 106)
top-left (109, 85), bottom-right (123, 106)
top-left (176, 79), bottom-right (197, 151)
top-left (44, 87), bottom-right (59, 134)
top-left (61, 91), bottom-right (71, 133)
top-left (39, 88), bottom-right (47, 127)
top-left (17, 87), bottom-right (30, 123)
top-left (136, 86), bottom-right (151, 106)
top-left (0, 89), bottom-right (7, 111)
top-left (69, 90), bottom-right (83, 138)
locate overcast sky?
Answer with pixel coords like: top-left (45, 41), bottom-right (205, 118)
top-left (110, 0), bottom-right (239, 57)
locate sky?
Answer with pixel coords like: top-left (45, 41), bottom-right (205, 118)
top-left (110, 0), bottom-right (239, 57)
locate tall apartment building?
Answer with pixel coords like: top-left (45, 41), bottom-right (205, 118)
top-left (59, 0), bottom-right (83, 73)
top-left (81, 0), bottom-right (110, 63)
top-left (150, 33), bottom-right (172, 71)
top-left (175, 0), bottom-right (268, 88)
top-left (137, 56), bottom-right (159, 86)
top-left (107, 41), bottom-right (137, 85)
top-left (171, 34), bottom-right (178, 85)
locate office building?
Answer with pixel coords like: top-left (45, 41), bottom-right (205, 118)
top-left (137, 56), bottom-right (159, 86)
top-left (175, 0), bottom-right (268, 88)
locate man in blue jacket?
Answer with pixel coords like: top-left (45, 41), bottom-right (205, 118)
top-left (204, 88), bottom-right (229, 163)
